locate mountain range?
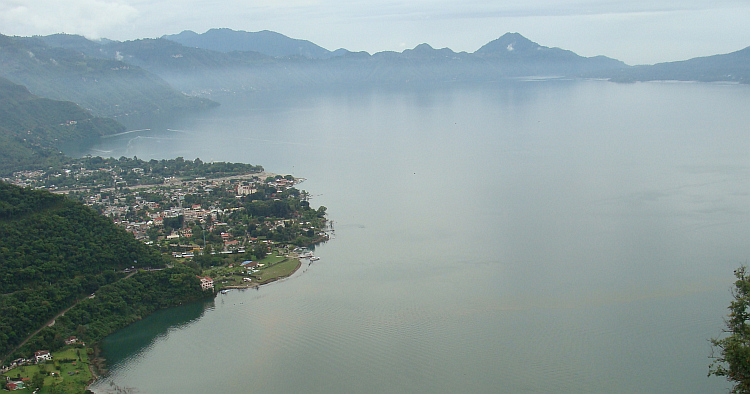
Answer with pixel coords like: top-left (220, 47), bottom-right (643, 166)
top-left (26, 29), bottom-right (749, 93)
top-left (0, 28), bottom-right (748, 172)
top-left (162, 28), bottom-right (347, 59)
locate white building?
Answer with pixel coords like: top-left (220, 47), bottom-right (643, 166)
top-left (236, 184), bottom-right (257, 195)
top-left (35, 350), bottom-right (52, 363)
top-left (199, 276), bottom-right (214, 291)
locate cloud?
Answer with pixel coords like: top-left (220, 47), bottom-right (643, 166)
top-left (316, 0), bottom-right (749, 21)
top-left (0, 0), bottom-right (138, 39)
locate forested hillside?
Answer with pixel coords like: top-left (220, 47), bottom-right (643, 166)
top-left (0, 182), bottom-right (207, 362)
top-left (0, 34), bottom-right (215, 119)
top-left (0, 77), bottom-right (123, 175)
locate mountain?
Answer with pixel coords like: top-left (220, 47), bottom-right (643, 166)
top-left (474, 32), bottom-right (626, 75)
top-left (0, 34), bottom-right (216, 120)
top-left (0, 77), bottom-right (123, 175)
top-left (53, 32), bottom-right (629, 94)
top-left (28, 30), bottom-right (750, 98)
top-left (101, 37), bottom-right (271, 71)
top-left (38, 33), bottom-right (111, 58)
top-left (608, 46), bottom-right (750, 84)
top-left (163, 28), bottom-right (342, 59)
top-left (475, 32), bottom-right (545, 55)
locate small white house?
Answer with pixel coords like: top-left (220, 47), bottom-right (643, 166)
top-left (35, 350), bottom-right (51, 363)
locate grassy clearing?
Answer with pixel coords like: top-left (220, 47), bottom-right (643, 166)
top-left (204, 250), bottom-right (296, 289)
top-left (258, 252), bottom-right (286, 266)
top-left (1, 346), bottom-right (92, 393)
top-left (252, 258), bottom-right (300, 284)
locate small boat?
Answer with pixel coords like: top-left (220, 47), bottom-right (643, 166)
top-left (310, 256), bottom-right (320, 261)
top-left (301, 252), bottom-right (314, 258)
top-left (220, 289), bottom-right (229, 294)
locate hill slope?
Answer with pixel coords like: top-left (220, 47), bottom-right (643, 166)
top-left (163, 28), bottom-right (339, 59)
top-left (608, 46), bottom-right (750, 83)
top-left (0, 182), bottom-right (215, 368)
top-left (0, 34), bottom-right (216, 119)
top-left (0, 77), bottom-right (124, 175)
top-left (0, 181), bottom-right (176, 358)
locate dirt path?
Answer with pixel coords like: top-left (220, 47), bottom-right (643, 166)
top-left (0, 271), bottom-right (137, 365)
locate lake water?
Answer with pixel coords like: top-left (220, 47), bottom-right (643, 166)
top-left (82, 80), bottom-right (750, 393)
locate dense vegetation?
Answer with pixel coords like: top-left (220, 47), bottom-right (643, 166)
top-left (0, 77), bottom-right (124, 176)
top-left (16, 264), bottom-right (209, 361)
top-left (710, 266), bottom-right (750, 393)
top-left (86, 156), bottom-right (263, 180)
top-left (0, 182), bottom-right (190, 362)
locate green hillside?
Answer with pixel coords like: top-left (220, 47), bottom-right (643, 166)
top-left (0, 77), bottom-right (123, 175)
top-left (0, 182), bottom-right (207, 362)
top-left (0, 34), bottom-right (216, 119)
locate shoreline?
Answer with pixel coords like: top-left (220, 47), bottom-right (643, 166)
top-left (220, 257), bottom-right (303, 290)
top-left (87, 257), bottom-right (304, 390)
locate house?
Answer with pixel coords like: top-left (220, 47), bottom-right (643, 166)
top-left (65, 336), bottom-right (78, 345)
top-left (35, 350), bottom-right (51, 363)
top-left (198, 276), bottom-right (214, 291)
top-left (6, 381), bottom-right (24, 391)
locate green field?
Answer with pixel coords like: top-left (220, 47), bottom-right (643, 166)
top-left (252, 258), bottom-right (301, 284)
top-left (204, 251), bottom-right (299, 289)
top-left (1, 346), bottom-right (93, 393)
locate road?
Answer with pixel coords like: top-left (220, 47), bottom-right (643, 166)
top-left (0, 271), bottom-right (137, 365)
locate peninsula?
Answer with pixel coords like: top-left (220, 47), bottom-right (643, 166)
top-left (0, 156), bottom-right (330, 393)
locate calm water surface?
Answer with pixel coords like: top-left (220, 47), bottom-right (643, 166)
top-left (83, 80), bottom-right (750, 393)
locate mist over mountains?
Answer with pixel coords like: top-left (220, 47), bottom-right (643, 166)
top-left (0, 28), bottom-right (748, 156)
top-left (0, 76), bottom-right (123, 174)
top-left (162, 28), bottom-right (344, 59)
top-left (0, 34), bottom-right (215, 119)
top-left (25, 29), bottom-right (750, 92)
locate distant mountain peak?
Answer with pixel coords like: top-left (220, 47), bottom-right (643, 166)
top-left (162, 28), bottom-right (337, 59)
top-left (400, 43), bottom-right (459, 60)
top-left (475, 32), bottom-right (541, 55)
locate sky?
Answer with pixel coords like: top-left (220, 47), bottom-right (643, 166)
top-left (1, 0), bottom-right (750, 65)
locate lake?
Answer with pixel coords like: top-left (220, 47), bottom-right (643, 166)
top-left (82, 79), bottom-right (750, 393)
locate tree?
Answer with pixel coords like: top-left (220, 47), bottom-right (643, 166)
top-left (31, 372), bottom-right (44, 391)
top-left (710, 266), bottom-right (750, 393)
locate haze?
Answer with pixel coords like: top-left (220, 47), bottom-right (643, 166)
top-left (2, 0), bottom-right (750, 65)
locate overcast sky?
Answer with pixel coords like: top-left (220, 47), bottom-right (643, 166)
top-left (2, 0), bottom-right (750, 65)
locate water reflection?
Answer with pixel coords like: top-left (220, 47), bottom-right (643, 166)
top-left (97, 299), bottom-right (214, 369)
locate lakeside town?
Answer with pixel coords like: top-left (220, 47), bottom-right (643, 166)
top-left (1, 157), bottom-right (331, 392)
top-left (2, 156), bottom-right (330, 262)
